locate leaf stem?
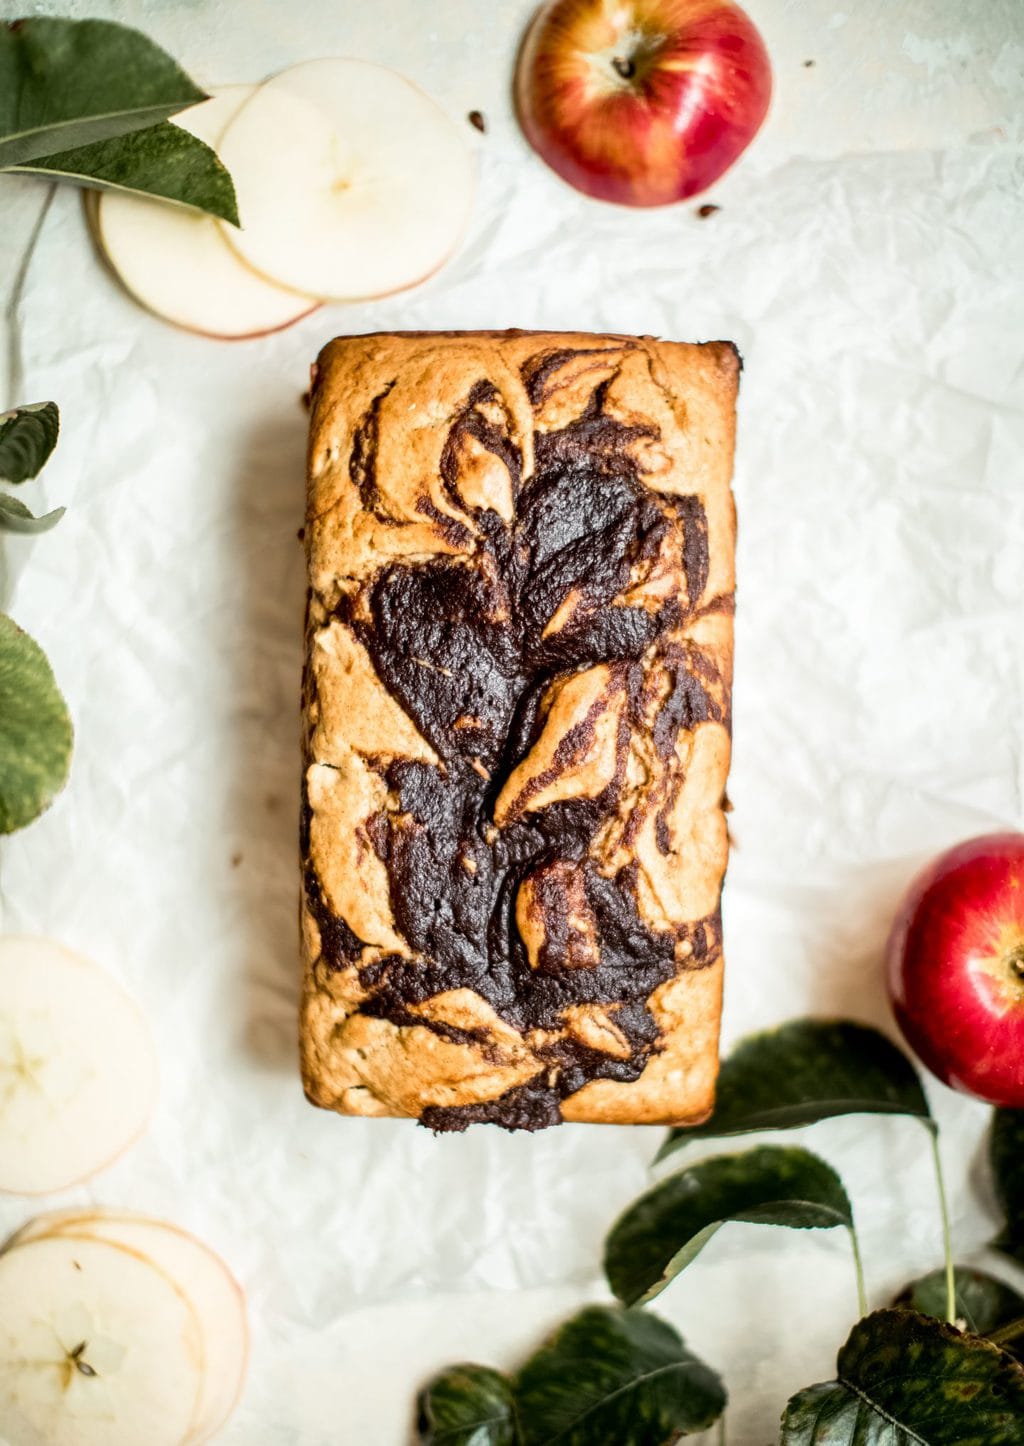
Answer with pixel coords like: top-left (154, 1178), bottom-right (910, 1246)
top-left (849, 1226), bottom-right (868, 1318)
top-left (986, 1315), bottom-right (1024, 1348)
top-left (929, 1130), bottom-right (957, 1325)
top-left (716, 1412), bottom-right (726, 1446)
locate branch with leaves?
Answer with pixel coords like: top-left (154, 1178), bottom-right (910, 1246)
top-left (413, 1021), bottom-right (1024, 1445)
top-left (0, 401), bottom-right (72, 833)
top-left (0, 18), bottom-right (237, 222)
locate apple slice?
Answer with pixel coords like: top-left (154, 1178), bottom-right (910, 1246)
top-left (0, 1233), bottom-right (204, 1446)
top-left (8, 1211), bottom-right (248, 1446)
top-left (217, 59), bottom-right (475, 301)
top-left (94, 87), bottom-right (319, 339)
top-left (0, 937), bottom-right (157, 1196)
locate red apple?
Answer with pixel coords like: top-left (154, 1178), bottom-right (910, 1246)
top-left (515, 0), bottom-right (772, 207)
top-left (886, 833), bottom-right (1024, 1108)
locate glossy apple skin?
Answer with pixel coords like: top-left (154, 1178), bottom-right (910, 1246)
top-left (515, 0), bottom-right (772, 206)
top-left (887, 833), bottom-right (1024, 1108)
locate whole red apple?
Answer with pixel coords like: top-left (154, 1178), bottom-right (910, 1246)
top-left (887, 833), bottom-right (1024, 1108)
top-left (515, 0), bottom-right (772, 206)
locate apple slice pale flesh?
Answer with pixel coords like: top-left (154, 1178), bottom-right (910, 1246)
top-left (95, 87), bottom-right (319, 339)
top-left (7, 1211), bottom-right (248, 1446)
top-left (0, 937), bottom-right (158, 1196)
top-left (217, 59), bottom-right (476, 301)
top-left (0, 1233), bottom-right (204, 1446)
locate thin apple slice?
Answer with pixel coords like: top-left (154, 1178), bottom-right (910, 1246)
top-left (0, 1233), bottom-right (203, 1446)
top-left (8, 1211), bottom-right (248, 1446)
top-left (95, 87), bottom-right (319, 339)
top-left (0, 937), bottom-right (158, 1196)
top-left (218, 59), bottom-right (475, 301)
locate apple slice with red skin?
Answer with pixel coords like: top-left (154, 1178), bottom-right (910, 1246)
top-left (94, 87), bottom-right (319, 340)
top-left (0, 937), bottom-right (158, 1196)
top-left (217, 59), bottom-right (476, 302)
top-left (0, 1233), bottom-right (205, 1446)
top-left (515, 0), bottom-right (772, 206)
top-left (6, 1211), bottom-right (248, 1446)
top-left (887, 832), bottom-right (1024, 1108)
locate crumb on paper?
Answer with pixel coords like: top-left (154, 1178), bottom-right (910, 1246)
top-left (803, 59), bottom-right (815, 67)
top-left (697, 203), bottom-right (721, 219)
top-left (231, 852), bottom-right (243, 869)
top-left (297, 526), bottom-right (305, 542)
top-left (468, 110), bottom-right (486, 133)
top-left (300, 389), bottom-right (312, 410)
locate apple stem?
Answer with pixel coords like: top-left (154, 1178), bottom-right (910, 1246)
top-left (1008, 945), bottom-right (1024, 980)
top-left (930, 1130), bottom-right (957, 1325)
top-left (611, 56), bottom-right (636, 80)
top-left (848, 1226), bottom-right (868, 1319)
top-left (716, 1412), bottom-right (727, 1446)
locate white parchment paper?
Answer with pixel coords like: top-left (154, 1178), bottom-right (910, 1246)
top-left (2, 2), bottom-right (1023, 1441)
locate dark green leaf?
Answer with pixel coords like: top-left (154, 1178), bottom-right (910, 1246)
top-left (418, 1363), bottom-right (517, 1446)
top-left (13, 122), bottom-right (239, 225)
top-left (780, 1308), bottom-right (1024, 1445)
top-left (993, 1111), bottom-right (1024, 1267)
top-left (0, 493), bottom-right (64, 534)
top-left (0, 17), bottom-right (205, 169)
top-left (658, 1018), bottom-right (932, 1163)
top-left (605, 1145), bottom-right (853, 1307)
top-left (514, 1306), bottom-right (724, 1446)
top-left (894, 1266), bottom-right (1024, 1354)
top-left (0, 613), bottom-right (73, 833)
top-left (0, 401), bottom-right (59, 483)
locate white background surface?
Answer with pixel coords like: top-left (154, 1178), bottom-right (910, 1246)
top-left (2, 2), bottom-right (1023, 1442)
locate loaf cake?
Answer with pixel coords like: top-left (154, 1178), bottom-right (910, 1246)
top-left (301, 330), bottom-right (738, 1131)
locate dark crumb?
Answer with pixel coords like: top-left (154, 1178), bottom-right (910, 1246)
top-left (697, 203), bottom-right (721, 219)
top-left (231, 852), bottom-right (243, 869)
top-left (300, 389), bottom-right (312, 410)
top-left (468, 110), bottom-right (487, 133)
top-left (803, 59), bottom-right (815, 67)
top-left (265, 794), bottom-right (281, 812)
top-left (297, 526), bottom-right (305, 542)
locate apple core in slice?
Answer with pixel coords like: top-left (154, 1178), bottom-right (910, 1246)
top-left (0, 1234), bottom-right (203, 1446)
top-left (217, 59), bottom-right (476, 301)
top-left (0, 937), bottom-right (158, 1195)
top-left (95, 87), bottom-right (319, 339)
top-left (9, 1211), bottom-right (248, 1446)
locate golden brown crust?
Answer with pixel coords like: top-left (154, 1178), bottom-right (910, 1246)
top-left (301, 329), bottom-right (738, 1130)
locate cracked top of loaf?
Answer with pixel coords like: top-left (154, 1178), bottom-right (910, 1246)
top-left (300, 329), bottom-right (738, 1131)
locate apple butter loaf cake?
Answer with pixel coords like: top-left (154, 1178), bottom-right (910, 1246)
top-left (301, 330), bottom-right (738, 1131)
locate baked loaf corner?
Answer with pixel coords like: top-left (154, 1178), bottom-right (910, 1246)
top-left (301, 330), bottom-right (738, 1131)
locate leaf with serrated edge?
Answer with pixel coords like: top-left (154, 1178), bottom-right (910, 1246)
top-left (0, 494), bottom-right (64, 533)
top-left (658, 1018), bottom-right (932, 1163)
top-left (780, 1308), bottom-right (1024, 1445)
top-left (418, 1363), bottom-right (517, 1446)
top-left (0, 613), bottom-right (73, 833)
top-left (894, 1266), bottom-right (1024, 1351)
top-left (13, 121), bottom-right (239, 225)
top-left (605, 1145), bottom-right (854, 1307)
top-left (992, 1110), bottom-right (1024, 1267)
top-left (0, 400), bottom-right (59, 483)
top-left (0, 17), bottom-right (205, 169)
top-left (514, 1306), bottom-right (724, 1446)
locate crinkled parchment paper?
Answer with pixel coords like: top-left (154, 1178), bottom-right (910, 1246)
top-left (1, 1), bottom-right (1023, 1441)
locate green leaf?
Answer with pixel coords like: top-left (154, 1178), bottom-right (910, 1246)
top-left (514, 1306), bottom-right (724, 1445)
top-left (0, 494), bottom-right (64, 534)
top-left (992, 1110), bottom-right (1024, 1267)
top-left (0, 17), bottom-right (205, 169)
top-left (780, 1308), bottom-right (1024, 1445)
top-left (658, 1018), bottom-right (932, 1164)
top-left (605, 1145), bottom-right (854, 1307)
top-left (418, 1363), bottom-right (518, 1446)
top-left (13, 121), bottom-right (239, 225)
top-left (0, 401), bottom-right (59, 483)
top-left (0, 612), bottom-right (72, 833)
top-left (894, 1266), bottom-right (1024, 1353)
